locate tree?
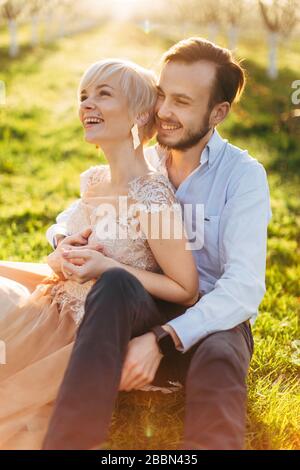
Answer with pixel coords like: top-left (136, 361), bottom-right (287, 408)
top-left (258, 0), bottom-right (299, 79)
top-left (0, 0), bottom-right (24, 57)
top-left (224, 0), bottom-right (245, 50)
top-left (24, 0), bottom-right (44, 47)
top-left (172, 0), bottom-right (202, 36)
top-left (202, 1), bottom-right (223, 43)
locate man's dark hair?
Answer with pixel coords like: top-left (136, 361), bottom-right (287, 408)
top-left (162, 37), bottom-right (246, 108)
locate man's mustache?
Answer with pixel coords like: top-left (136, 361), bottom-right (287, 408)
top-left (155, 116), bottom-right (182, 127)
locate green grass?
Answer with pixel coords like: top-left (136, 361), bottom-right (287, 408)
top-left (0, 21), bottom-right (299, 450)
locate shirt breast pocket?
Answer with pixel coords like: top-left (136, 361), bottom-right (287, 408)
top-left (202, 215), bottom-right (221, 275)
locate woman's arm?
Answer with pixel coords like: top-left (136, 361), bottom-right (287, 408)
top-left (119, 207), bottom-right (199, 306)
top-left (114, 257), bottom-right (199, 307)
top-left (61, 208), bottom-right (199, 306)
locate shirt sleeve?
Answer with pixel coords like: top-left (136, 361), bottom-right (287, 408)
top-left (144, 145), bottom-right (160, 169)
top-left (46, 199), bottom-right (81, 248)
top-left (167, 162), bottom-right (272, 353)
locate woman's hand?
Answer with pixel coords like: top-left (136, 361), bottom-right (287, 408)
top-left (61, 248), bottom-right (118, 284)
top-left (47, 227), bottom-right (100, 276)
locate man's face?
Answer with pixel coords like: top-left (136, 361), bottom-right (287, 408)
top-left (155, 60), bottom-right (216, 150)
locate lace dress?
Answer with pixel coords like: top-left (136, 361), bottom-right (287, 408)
top-left (0, 166), bottom-right (183, 450)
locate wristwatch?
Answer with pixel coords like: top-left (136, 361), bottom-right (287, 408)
top-left (150, 325), bottom-right (177, 357)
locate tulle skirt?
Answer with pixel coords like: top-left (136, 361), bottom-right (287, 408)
top-left (0, 262), bottom-right (78, 449)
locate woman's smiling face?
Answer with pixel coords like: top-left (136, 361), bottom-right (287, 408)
top-left (78, 73), bottom-right (132, 147)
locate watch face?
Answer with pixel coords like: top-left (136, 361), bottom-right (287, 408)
top-left (159, 333), bottom-right (176, 356)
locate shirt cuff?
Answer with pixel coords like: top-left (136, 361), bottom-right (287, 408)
top-left (46, 225), bottom-right (69, 248)
top-left (166, 307), bottom-right (209, 354)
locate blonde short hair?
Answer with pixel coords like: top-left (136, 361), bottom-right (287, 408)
top-left (78, 59), bottom-right (158, 142)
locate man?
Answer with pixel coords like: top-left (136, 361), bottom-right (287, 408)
top-left (43, 38), bottom-right (272, 450)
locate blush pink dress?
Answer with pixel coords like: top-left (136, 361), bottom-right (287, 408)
top-left (0, 166), bottom-right (183, 449)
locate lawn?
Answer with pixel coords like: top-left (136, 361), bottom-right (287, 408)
top-left (0, 21), bottom-right (299, 450)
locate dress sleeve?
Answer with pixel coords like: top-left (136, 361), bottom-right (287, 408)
top-left (128, 174), bottom-right (179, 213)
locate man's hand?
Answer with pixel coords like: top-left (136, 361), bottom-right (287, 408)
top-left (60, 227), bottom-right (92, 249)
top-left (119, 332), bottom-right (163, 391)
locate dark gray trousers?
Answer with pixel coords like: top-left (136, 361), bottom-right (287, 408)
top-left (42, 267), bottom-right (254, 450)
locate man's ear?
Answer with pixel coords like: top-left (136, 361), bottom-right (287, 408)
top-left (135, 111), bottom-right (151, 128)
top-left (210, 102), bottom-right (230, 127)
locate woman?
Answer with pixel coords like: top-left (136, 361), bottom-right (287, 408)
top-left (0, 59), bottom-right (199, 449)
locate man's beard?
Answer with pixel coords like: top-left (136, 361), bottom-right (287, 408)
top-left (157, 116), bottom-right (212, 151)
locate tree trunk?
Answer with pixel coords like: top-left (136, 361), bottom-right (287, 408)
top-left (181, 21), bottom-right (188, 36)
top-left (0, 80), bottom-right (6, 106)
top-left (57, 15), bottom-right (65, 38)
top-left (8, 19), bottom-right (19, 58)
top-left (31, 14), bottom-right (39, 47)
top-left (208, 22), bottom-right (218, 43)
top-left (267, 31), bottom-right (278, 79)
top-left (44, 12), bottom-right (54, 44)
top-left (228, 24), bottom-right (239, 51)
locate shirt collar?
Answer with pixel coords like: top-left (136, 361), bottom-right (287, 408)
top-left (200, 128), bottom-right (227, 168)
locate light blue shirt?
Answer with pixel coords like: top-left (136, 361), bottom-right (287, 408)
top-left (47, 130), bottom-right (272, 353)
